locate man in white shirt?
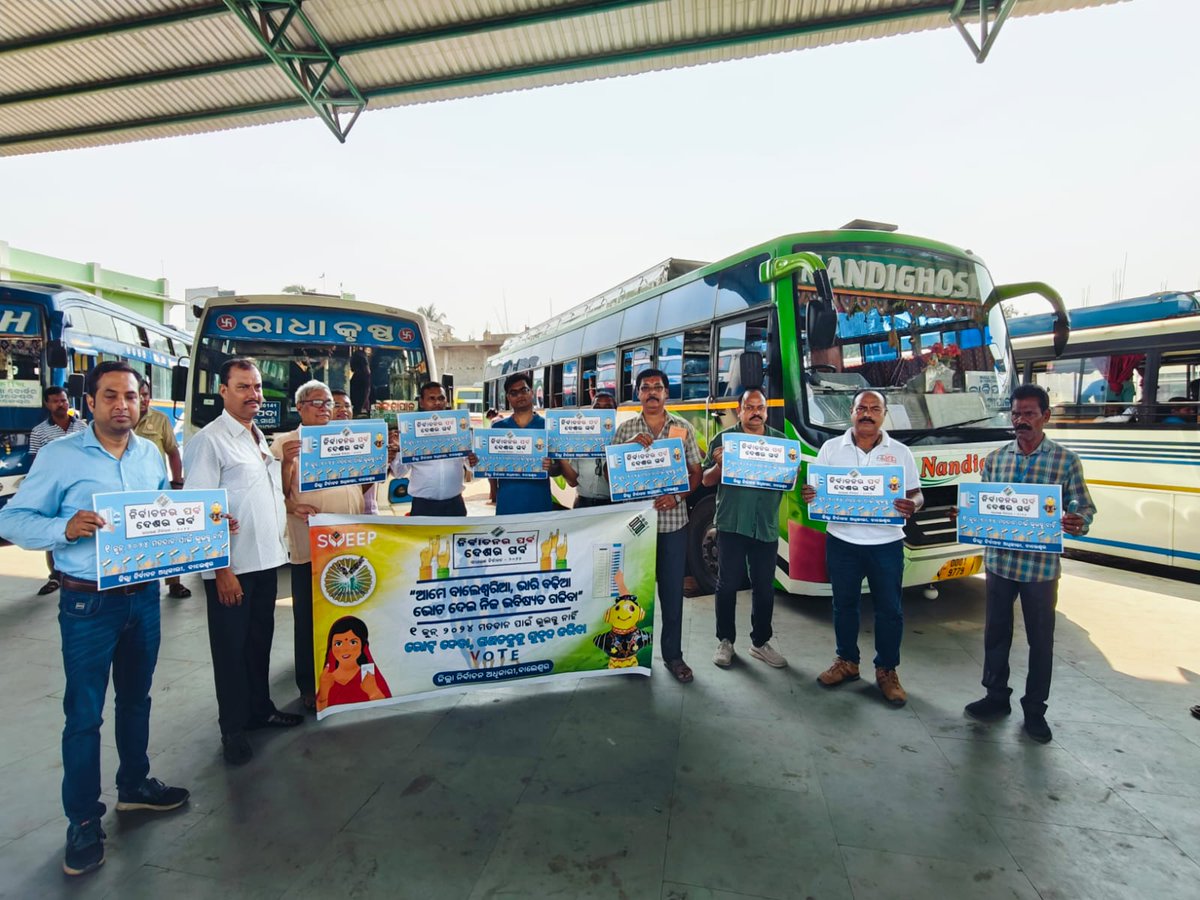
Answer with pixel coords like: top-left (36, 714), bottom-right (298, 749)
top-left (801, 390), bottom-right (922, 706)
top-left (271, 380), bottom-right (367, 712)
top-left (184, 358), bottom-right (299, 766)
top-left (391, 381), bottom-right (477, 516)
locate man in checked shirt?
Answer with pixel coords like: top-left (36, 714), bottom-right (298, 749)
top-left (962, 384), bottom-right (1095, 744)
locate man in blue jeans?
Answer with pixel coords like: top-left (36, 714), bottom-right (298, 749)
top-left (0, 361), bottom-right (189, 876)
top-left (801, 390), bottom-right (922, 706)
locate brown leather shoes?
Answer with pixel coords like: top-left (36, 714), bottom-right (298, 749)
top-left (875, 667), bottom-right (907, 706)
top-left (817, 657), bottom-right (860, 687)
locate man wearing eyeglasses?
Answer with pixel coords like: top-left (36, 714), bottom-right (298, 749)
top-left (613, 368), bottom-right (702, 683)
top-left (492, 372), bottom-right (560, 515)
top-left (801, 389), bottom-right (922, 706)
top-left (391, 381), bottom-right (478, 517)
top-left (961, 384), bottom-right (1094, 744)
top-left (560, 391), bottom-right (616, 508)
top-left (270, 380), bottom-right (368, 714)
top-left (184, 358), bottom-right (298, 767)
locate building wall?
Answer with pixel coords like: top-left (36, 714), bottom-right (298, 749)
top-left (0, 240), bottom-right (175, 324)
top-left (436, 332), bottom-right (517, 387)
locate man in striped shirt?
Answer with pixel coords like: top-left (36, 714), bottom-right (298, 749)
top-left (28, 385), bottom-right (88, 595)
top-left (963, 384), bottom-right (1095, 743)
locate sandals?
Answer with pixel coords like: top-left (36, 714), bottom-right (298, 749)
top-left (301, 694), bottom-right (317, 713)
top-left (1191, 705), bottom-right (1200, 721)
top-left (247, 710), bottom-right (304, 730)
top-left (664, 658), bottom-right (694, 684)
top-left (167, 584), bottom-right (192, 599)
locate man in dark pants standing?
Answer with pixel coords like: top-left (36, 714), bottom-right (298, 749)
top-left (391, 381), bottom-right (478, 516)
top-left (0, 361), bottom-right (189, 876)
top-left (963, 384), bottom-right (1094, 743)
top-left (613, 368), bottom-right (702, 683)
top-left (184, 358), bottom-right (300, 766)
top-left (702, 388), bottom-right (789, 669)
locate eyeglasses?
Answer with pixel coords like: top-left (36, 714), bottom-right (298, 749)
top-left (301, 399), bottom-right (332, 409)
top-left (638, 383), bottom-right (666, 394)
top-left (507, 386), bottom-right (532, 396)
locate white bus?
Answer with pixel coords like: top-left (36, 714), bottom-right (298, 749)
top-left (1011, 290), bottom-right (1200, 570)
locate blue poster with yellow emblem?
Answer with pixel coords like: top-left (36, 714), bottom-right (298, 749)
top-left (957, 482), bottom-right (1063, 553)
top-left (298, 420), bottom-right (389, 491)
top-left (605, 438), bottom-right (689, 501)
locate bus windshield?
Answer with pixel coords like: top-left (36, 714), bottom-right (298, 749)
top-left (801, 255), bottom-right (1011, 436)
top-left (189, 303), bottom-right (430, 434)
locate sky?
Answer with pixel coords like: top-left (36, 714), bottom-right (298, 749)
top-left (1, 0), bottom-right (1197, 337)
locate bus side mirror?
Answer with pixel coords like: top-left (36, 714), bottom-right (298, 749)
top-left (738, 351), bottom-right (764, 392)
top-left (171, 364), bottom-right (188, 402)
top-left (806, 298), bottom-right (838, 352)
top-left (1052, 313), bottom-right (1069, 358)
top-left (442, 372), bottom-right (455, 407)
top-left (47, 340), bottom-right (69, 369)
top-left (66, 373), bottom-right (86, 408)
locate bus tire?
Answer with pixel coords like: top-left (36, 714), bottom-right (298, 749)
top-left (687, 495), bottom-right (719, 595)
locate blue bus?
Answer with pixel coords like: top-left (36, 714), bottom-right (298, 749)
top-left (1011, 290), bottom-right (1200, 570)
top-left (0, 281), bottom-right (192, 513)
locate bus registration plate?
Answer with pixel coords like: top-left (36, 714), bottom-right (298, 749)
top-left (935, 556), bottom-right (983, 581)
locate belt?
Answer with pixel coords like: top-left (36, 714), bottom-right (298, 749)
top-left (60, 575), bottom-right (150, 596)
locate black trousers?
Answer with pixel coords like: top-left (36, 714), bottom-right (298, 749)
top-left (982, 572), bottom-right (1058, 717)
top-left (291, 562), bottom-right (315, 697)
top-left (573, 494), bottom-right (611, 508)
top-left (715, 531), bottom-right (776, 647)
top-left (205, 567), bottom-right (280, 736)
top-left (409, 495), bottom-right (467, 517)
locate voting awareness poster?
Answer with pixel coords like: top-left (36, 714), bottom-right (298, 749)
top-left (605, 438), bottom-right (689, 502)
top-left (298, 420), bottom-right (389, 492)
top-left (957, 482), bottom-right (1064, 553)
top-left (721, 434), bottom-right (802, 491)
top-left (93, 489), bottom-right (230, 589)
top-left (807, 464), bottom-right (905, 524)
top-left (396, 410), bottom-right (472, 463)
top-left (307, 505), bottom-right (659, 719)
top-left (545, 409), bottom-right (617, 458)
top-left (472, 427), bottom-right (548, 479)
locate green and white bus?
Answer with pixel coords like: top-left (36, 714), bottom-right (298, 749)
top-left (485, 223), bottom-right (1070, 596)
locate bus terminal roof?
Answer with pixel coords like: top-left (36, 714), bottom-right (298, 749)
top-left (1, 0), bottom-right (1122, 157)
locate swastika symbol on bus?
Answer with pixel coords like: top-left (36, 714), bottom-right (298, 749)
top-left (215, 314), bottom-right (236, 331)
top-left (398, 328), bottom-right (414, 342)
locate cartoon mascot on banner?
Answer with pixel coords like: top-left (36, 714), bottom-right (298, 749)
top-left (592, 571), bottom-right (651, 669)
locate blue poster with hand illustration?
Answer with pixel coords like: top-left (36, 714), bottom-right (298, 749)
top-left (721, 434), bottom-right (802, 491)
top-left (473, 428), bottom-right (548, 479)
top-left (545, 409), bottom-right (617, 458)
top-left (807, 464), bottom-right (905, 524)
top-left (93, 489), bottom-right (230, 589)
top-left (957, 482), bottom-right (1063, 553)
top-left (299, 420), bottom-right (389, 492)
top-left (396, 410), bottom-right (472, 463)
top-left (605, 438), bottom-right (689, 501)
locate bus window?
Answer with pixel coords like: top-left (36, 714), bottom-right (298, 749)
top-left (657, 334), bottom-right (683, 399)
top-left (80, 309), bottom-right (118, 341)
top-left (715, 254), bottom-right (770, 316)
top-left (151, 363), bottom-right (172, 401)
top-left (620, 298), bottom-right (659, 342)
top-left (658, 276), bottom-right (717, 333)
top-left (682, 328), bottom-right (711, 400)
top-left (113, 317), bottom-right (141, 347)
top-left (716, 317), bottom-right (768, 397)
top-left (532, 367), bottom-right (546, 408)
top-left (620, 344), bottom-right (652, 402)
top-left (561, 359), bottom-right (578, 407)
top-left (581, 349), bottom-right (617, 403)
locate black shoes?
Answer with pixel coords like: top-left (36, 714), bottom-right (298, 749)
top-left (964, 696), bottom-right (1012, 721)
top-left (1023, 714), bottom-right (1053, 743)
top-left (115, 777), bottom-right (190, 812)
top-left (222, 732), bottom-right (253, 766)
top-left (63, 819), bottom-right (105, 876)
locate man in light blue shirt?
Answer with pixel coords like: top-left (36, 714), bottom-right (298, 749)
top-left (0, 361), bottom-right (190, 877)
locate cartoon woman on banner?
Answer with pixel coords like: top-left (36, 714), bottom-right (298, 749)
top-left (316, 615), bottom-right (392, 712)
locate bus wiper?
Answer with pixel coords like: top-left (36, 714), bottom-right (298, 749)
top-left (906, 415), bottom-right (998, 439)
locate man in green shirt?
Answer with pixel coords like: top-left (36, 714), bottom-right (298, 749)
top-left (701, 388), bottom-right (788, 669)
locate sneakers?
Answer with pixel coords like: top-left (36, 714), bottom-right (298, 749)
top-left (817, 657), bottom-right (860, 687)
top-left (116, 777), bottom-right (190, 812)
top-left (222, 732), bottom-right (253, 766)
top-left (964, 696), bottom-right (1012, 722)
top-left (63, 819), bottom-right (105, 876)
top-left (875, 668), bottom-right (907, 707)
top-left (712, 640), bottom-right (734, 668)
top-left (1023, 714), bottom-right (1053, 743)
top-left (750, 642), bottom-right (788, 668)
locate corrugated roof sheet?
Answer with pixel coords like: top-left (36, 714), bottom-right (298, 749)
top-left (0, 0), bottom-right (1126, 156)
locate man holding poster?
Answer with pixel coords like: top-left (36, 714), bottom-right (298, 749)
top-left (271, 380), bottom-right (368, 713)
top-left (0, 361), bottom-right (189, 877)
top-left (801, 390), bottom-right (922, 706)
top-left (391, 381), bottom-right (477, 517)
top-left (491, 372), bottom-right (559, 515)
top-left (613, 367), bottom-right (702, 683)
top-left (701, 388), bottom-right (791, 670)
top-left (963, 384), bottom-right (1094, 743)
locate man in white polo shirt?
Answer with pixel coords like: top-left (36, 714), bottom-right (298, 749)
top-left (801, 389), bottom-right (922, 706)
top-left (391, 381), bottom-right (477, 516)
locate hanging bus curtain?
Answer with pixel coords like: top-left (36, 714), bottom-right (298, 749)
top-left (1103, 353), bottom-right (1144, 395)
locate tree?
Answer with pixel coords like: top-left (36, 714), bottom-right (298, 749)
top-left (281, 284), bottom-right (313, 294)
top-left (417, 303), bottom-right (445, 323)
